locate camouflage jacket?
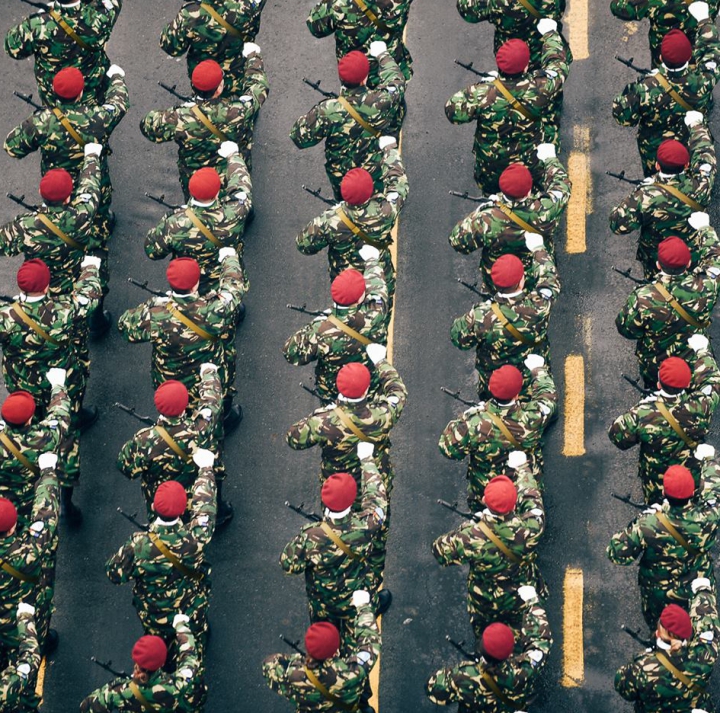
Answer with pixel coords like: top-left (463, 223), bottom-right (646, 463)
top-left (0, 610), bottom-right (40, 713)
top-left (140, 54), bottom-right (268, 171)
top-left (615, 588), bottom-right (719, 711)
top-left (0, 155), bottom-right (102, 295)
top-left (79, 622), bottom-right (199, 713)
top-left (144, 155), bottom-right (253, 294)
top-left (262, 601), bottom-right (380, 711)
top-left (427, 601), bottom-right (553, 712)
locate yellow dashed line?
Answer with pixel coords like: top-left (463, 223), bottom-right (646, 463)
top-left (562, 355), bottom-right (586, 456)
top-left (561, 568), bottom-right (584, 687)
top-left (35, 656), bottom-right (46, 699)
top-left (566, 0), bottom-right (589, 60)
top-left (565, 126), bottom-right (591, 255)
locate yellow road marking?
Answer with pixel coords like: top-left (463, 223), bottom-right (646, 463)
top-left (561, 567), bottom-right (584, 687)
top-left (566, 0), bottom-right (589, 60)
top-left (566, 126), bottom-right (591, 254)
top-left (35, 656), bottom-right (46, 699)
top-left (562, 355), bottom-right (585, 456)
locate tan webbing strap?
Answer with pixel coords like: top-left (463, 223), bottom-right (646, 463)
top-left (327, 315), bottom-right (372, 345)
top-left (517, 0), bottom-right (542, 17)
top-left (185, 208), bottom-right (224, 248)
top-left (332, 407), bottom-right (373, 443)
top-left (477, 521), bottom-right (522, 565)
top-left (148, 532), bottom-right (204, 581)
top-left (656, 183), bottom-right (703, 212)
top-left (51, 108), bottom-right (86, 148)
top-left (48, 10), bottom-right (91, 50)
top-left (656, 512), bottom-right (700, 557)
top-left (166, 303), bottom-right (218, 342)
top-left (336, 96), bottom-right (381, 138)
top-left (490, 303), bottom-right (539, 346)
top-left (129, 682), bottom-right (156, 711)
top-left (350, 0), bottom-right (392, 34)
top-left (10, 303), bottom-right (60, 346)
top-left (0, 433), bottom-right (40, 476)
top-left (656, 652), bottom-right (706, 695)
top-left (319, 522), bottom-right (360, 560)
top-left (656, 400), bottom-right (698, 448)
top-left (481, 670), bottom-right (516, 708)
top-left (496, 202), bottom-right (541, 234)
top-left (36, 213), bottom-right (86, 251)
top-left (154, 426), bottom-right (192, 462)
top-left (304, 666), bottom-right (359, 712)
top-left (336, 207), bottom-right (387, 251)
top-left (200, 2), bottom-right (243, 36)
top-left (189, 105), bottom-right (229, 142)
top-left (0, 559), bottom-right (38, 585)
top-left (492, 79), bottom-right (539, 122)
top-left (486, 410), bottom-right (521, 448)
top-left (653, 283), bottom-right (709, 329)
top-left (655, 73), bottom-right (695, 112)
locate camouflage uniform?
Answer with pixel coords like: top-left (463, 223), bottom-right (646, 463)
top-left (144, 154), bottom-right (252, 295)
top-left (0, 610), bottom-right (40, 713)
top-left (448, 155), bottom-right (571, 287)
top-left (262, 600), bottom-right (380, 712)
top-left (426, 599), bottom-right (553, 712)
top-left (283, 256), bottom-right (388, 402)
top-left (615, 586), bottom-right (719, 712)
top-left (160, 1), bottom-right (268, 97)
top-left (445, 31), bottom-right (571, 194)
top-left (4, 0), bottom-right (122, 105)
top-left (296, 143), bottom-right (408, 312)
top-left (290, 50), bottom-right (406, 199)
top-left (609, 122), bottom-right (716, 278)
top-left (612, 17), bottom-right (720, 176)
top-left (140, 53), bottom-right (268, 196)
top-left (439, 365), bottom-right (557, 509)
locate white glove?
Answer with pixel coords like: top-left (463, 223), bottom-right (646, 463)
top-left (689, 1), bottom-right (710, 21)
top-left (193, 448), bottom-right (215, 469)
top-left (242, 42), bottom-right (261, 58)
top-left (525, 231), bottom-right (544, 252)
top-left (357, 441), bottom-right (375, 460)
top-left (106, 64), bottom-right (125, 78)
top-left (507, 450), bottom-right (528, 469)
top-left (173, 613), bottom-right (190, 628)
top-left (81, 255), bottom-right (102, 270)
top-left (218, 140), bottom-right (239, 158)
top-left (685, 110), bottom-right (704, 127)
top-left (366, 343), bottom-right (387, 364)
top-left (46, 368), bottom-right (66, 387)
top-left (102, 0), bottom-right (115, 9)
top-left (84, 142), bottom-right (102, 157)
top-left (369, 41), bottom-right (387, 58)
top-left (218, 247), bottom-right (237, 262)
top-left (358, 245), bottom-right (380, 262)
top-left (379, 136), bottom-right (397, 151)
top-left (537, 18), bottom-right (558, 35)
top-left (17, 603), bottom-right (35, 616)
top-left (692, 577), bottom-right (712, 593)
top-left (352, 590), bottom-right (371, 608)
top-left (200, 363), bottom-right (218, 375)
top-left (643, 503), bottom-right (663, 514)
top-left (524, 354), bottom-right (545, 371)
top-left (695, 443), bottom-right (716, 460)
top-left (38, 453), bottom-right (58, 470)
top-left (689, 211), bottom-right (710, 230)
top-left (16, 663), bottom-right (31, 679)
top-left (536, 143), bottom-right (556, 161)
top-left (518, 585), bottom-right (538, 602)
top-left (688, 334), bottom-right (709, 352)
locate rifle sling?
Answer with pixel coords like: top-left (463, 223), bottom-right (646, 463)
top-left (496, 202), bottom-right (541, 234)
top-left (319, 522), bottom-right (360, 560)
top-left (51, 108), bottom-right (86, 148)
top-left (332, 407), bottom-right (374, 443)
top-left (199, 2), bottom-right (243, 36)
top-left (655, 183), bottom-right (703, 212)
top-left (0, 557), bottom-right (38, 585)
top-left (166, 303), bottom-right (218, 342)
top-left (304, 666), bottom-right (359, 712)
top-left (477, 521), bottom-right (522, 565)
top-left (327, 315), bottom-right (372, 345)
top-left (492, 79), bottom-right (539, 121)
top-left (656, 400), bottom-right (697, 448)
top-left (154, 426), bottom-right (192, 462)
top-left (336, 96), bottom-right (381, 137)
top-left (36, 213), bottom-right (86, 251)
top-left (0, 432), bottom-right (40, 477)
top-left (48, 10), bottom-right (91, 50)
top-left (184, 208), bottom-right (224, 248)
top-left (653, 282), bottom-right (709, 329)
top-left (129, 681), bottom-right (157, 711)
top-left (148, 532), bottom-right (203, 581)
top-left (481, 669), bottom-right (516, 708)
top-left (656, 511), bottom-right (699, 557)
top-left (189, 105), bottom-right (229, 142)
top-left (655, 73), bottom-right (695, 112)
top-left (656, 651), bottom-right (706, 695)
top-left (350, 0), bottom-right (392, 34)
top-left (10, 302), bottom-right (60, 346)
top-left (517, 0), bottom-right (541, 17)
top-left (485, 410), bottom-right (521, 448)
top-left (336, 207), bottom-right (387, 251)
top-left (490, 303), bottom-right (539, 346)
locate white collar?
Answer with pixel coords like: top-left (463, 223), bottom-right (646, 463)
top-left (20, 294), bottom-right (45, 303)
top-left (663, 62), bottom-right (688, 73)
top-left (658, 388), bottom-right (682, 399)
top-left (170, 291), bottom-right (197, 299)
top-left (658, 170), bottom-right (683, 180)
top-left (497, 289), bottom-right (523, 298)
top-left (325, 506), bottom-right (352, 520)
top-left (154, 517), bottom-right (179, 527)
top-left (190, 198), bottom-right (216, 208)
top-left (337, 394), bottom-right (365, 403)
top-left (55, 0), bottom-right (81, 6)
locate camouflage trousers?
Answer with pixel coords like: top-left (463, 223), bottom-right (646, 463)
top-left (639, 449), bottom-right (697, 504)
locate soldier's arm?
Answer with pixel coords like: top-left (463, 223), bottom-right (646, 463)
top-left (610, 0), bottom-right (648, 20)
top-left (456, 0), bottom-right (488, 22)
top-left (438, 414), bottom-right (472, 461)
top-left (170, 620), bottom-right (200, 696)
top-left (279, 530), bottom-right (309, 574)
top-left (379, 144), bottom-right (409, 210)
top-left (0, 216), bottom-right (29, 257)
top-left (144, 213), bottom-right (175, 260)
top-left (445, 84), bottom-right (489, 125)
top-left (448, 209), bottom-right (486, 255)
top-left (262, 653), bottom-right (301, 697)
top-left (608, 408), bottom-right (640, 449)
top-left (15, 609), bottom-right (40, 679)
top-left (188, 461), bottom-right (217, 546)
top-left (4, 112), bottom-right (45, 159)
top-left (694, 16), bottom-right (720, 72)
top-left (27, 461), bottom-right (61, 548)
top-left (606, 517), bottom-right (645, 564)
top-left (105, 537), bottom-right (138, 585)
top-left (431, 523), bottom-right (474, 566)
top-left (345, 600), bottom-right (381, 674)
top-left (215, 251), bottom-right (248, 310)
top-left (117, 300), bottom-right (156, 343)
top-left (80, 682), bottom-right (126, 711)
top-left (612, 81), bottom-right (642, 127)
top-left (192, 366), bottom-right (223, 435)
top-left (363, 256), bottom-right (389, 304)
top-left (608, 190), bottom-right (643, 235)
top-left (307, 0), bottom-right (336, 37)
top-left (225, 153), bottom-right (253, 201)
top-left (290, 101), bottom-right (332, 148)
top-left (140, 108), bottom-right (178, 144)
top-left (98, 74), bottom-right (130, 133)
top-left (688, 122), bottom-right (716, 201)
top-left (116, 433), bottom-right (147, 480)
top-left (450, 304), bottom-right (484, 350)
top-left (532, 248), bottom-right (561, 300)
top-left (376, 359), bottom-right (407, 422)
top-left (537, 30), bottom-right (572, 94)
top-left (241, 53), bottom-right (270, 113)
top-left (358, 455), bottom-right (388, 533)
top-left (536, 156), bottom-right (572, 223)
top-left (689, 586), bottom-right (720, 660)
top-left (699, 457), bottom-right (720, 501)
top-left (4, 18), bottom-right (35, 60)
top-left (519, 600), bottom-right (553, 662)
top-left (159, 9), bottom-right (191, 57)
top-left (282, 320), bottom-right (322, 365)
top-left (426, 665), bottom-right (464, 705)
top-left (296, 212), bottom-right (333, 255)
top-left (695, 225), bottom-right (720, 274)
top-left (69, 261), bottom-right (102, 320)
top-left (71, 154), bottom-right (103, 233)
top-left (690, 344), bottom-right (720, 399)
top-left (286, 412), bottom-right (324, 450)
top-left (42, 384), bottom-right (73, 443)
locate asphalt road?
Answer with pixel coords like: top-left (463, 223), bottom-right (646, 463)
top-left (1, 1), bottom-right (720, 711)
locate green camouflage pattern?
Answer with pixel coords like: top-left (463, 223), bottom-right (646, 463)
top-left (0, 610), bottom-right (41, 713)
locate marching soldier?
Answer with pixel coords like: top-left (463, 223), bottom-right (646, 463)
top-left (283, 246), bottom-right (389, 403)
top-left (609, 112), bottom-right (716, 278)
top-left (291, 42), bottom-right (406, 199)
top-left (140, 48), bottom-right (268, 196)
top-left (445, 22), bottom-right (571, 193)
top-left (4, 0), bottom-right (122, 105)
top-left (0, 604), bottom-right (40, 712)
top-left (439, 356), bottom-right (557, 509)
top-left (449, 145), bottom-right (571, 287)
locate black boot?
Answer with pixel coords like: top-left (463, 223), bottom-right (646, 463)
top-left (79, 405), bottom-right (99, 433)
top-left (215, 481), bottom-right (234, 529)
top-left (42, 629), bottom-right (59, 657)
top-left (60, 487), bottom-right (82, 526)
top-left (223, 400), bottom-right (243, 436)
top-left (376, 589), bottom-right (392, 616)
top-left (89, 297), bottom-right (112, 340)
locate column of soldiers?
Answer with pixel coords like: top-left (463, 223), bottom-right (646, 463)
top-left (607, 1), bottom-right (720, 709)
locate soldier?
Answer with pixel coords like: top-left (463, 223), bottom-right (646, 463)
top-left (609, 112), bottom-right (716, 279)
top-left (609, 345), bottom-right (720, 503)
top-left (450, 235), bottom-right (560, 393)
top-left (160, 1), bottom-right (268, 97)
top-left (0, 604), bottom-right (40, 713)
top-left (290, 42), bottom-right (406, 199)
top-left (427, 588), bottom-right (553, 711)
top-left (262, 589), bottom-right (380, 713)
top-left (283, 246), bottom-right (389, 403)
top-left (615, 578), bottom-right (719, 711)
top-left (439, 357), bottom-right (557, 509)
top-left (144, 144), bottom-right (252, 296)
top-left (140, 49), bottom-right (268, 197)
top-left (616, 235), bottom-right (720, 387)
top-left (445, 23), bottom-right (571, 194)
top-left (449, 145), bottom-right (571, 287)
top-left (80, 619), bottom-right (199, 713)
top-left (4, 0), bottom-right (122, 105)
top-left (296, 136), bottom-right (407, 313)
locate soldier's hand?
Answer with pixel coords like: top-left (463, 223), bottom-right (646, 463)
top-left (524, 231), bottom-right (544, 252)
top-left (369, 41), bottom-right (388, 57)
top-left (38, 453), bottom-right (58, 471)
top-left (689, 211), bottom-right (710, 230)
top-left (106, 64), bottom-right (125, 78)
top-left (507, 450), bottom-right (527, 469)
top-left (692, 577), bottom-right (712, 593)
top-left (218, 246), bottom-right (237, 262)
top-left (535, 143), bottom-right (556, 162)
top-left (351, 590), bottom-right (371, 608)
top-left (173, 613), bottom-right (190, 628)
top-left (17, 663), bottom-right (31, 680)
top-left (685, 110), bottom-right (704, 127)
top-left (478, 70), bottom-right (498, 84)
top-left (695, 443), bottom-right (715, 460)
top-left (689, 1), bottom-right (710, 21)
top-left (366, 343), bottom-right (387, 364)
top-left (46, 368), bottom-right (66, 387)
top-left (193, 449), bottom-right (215, 469)
top-left (524, 354), bottom-right (545, 371)
top-left (641, 177), bottom-right (654, 186)
top-left (17, 602), bottom-right (35, 617)
top-left (218, 141), bottom-right (239, 158)
top-left (84, 142), bottom-right (103, 157)
top-left (378, 136), bottom-right (397, 151)
top-left (358, 244), bottom-right (380, 262)
top-left (537, 18), bottom-right (558, 35)
top-left (518, 585), bottom-right (538, 602)
top-left (243, 42), bottom-right (261, 58)
top-left (102, 0), bottom-right (116, 9)
top-left (357, 441), bottom-right (375, 460)
top-left (200, 363), bottom-right (219, 375)
top-left (688, 334), bottom-right (709, 352)
top-left (81, 255), bottom-right (102, 270)
top-left (642, 503), bottom-right (662, 514)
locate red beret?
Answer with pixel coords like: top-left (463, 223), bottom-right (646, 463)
top-left (341, 168), bottom-right (374, 206)
top-left (188, 167), bottom-right (221, 201)
top-left (661, 29), bottom-right (692, 68)
top-left (336, 362), bottom-right (371, 399)
top-left (0, 499), bottom-right (18, 533)
top-left (53, 67), bottom-right (84, 99)
top-left (499, 164), bottom-right (533, 199)
top-left (192, 59), bottom-right (223, 92)
top-left (658, 236), bottom-right (691, 269)
top-left (338, 51), bottom-right (370, 85)
top-left (496, 39), bottom-right (530, 75)
top-left (132, 635), bottom-right (168, 672)
top-left (154, 380), bottom-right (189, 417)
top-left (657, 140), bottom-right (690, 171)
top-left (489, 365), bottom-right (523, 401)
top-left (321, 472), bottom-right (358, 511)
top-left (659, 356), bottom-right (692, 390)
top-left (484, 475), bottom-right (518, 514)
top-left (40, 168), bottom-right (73, 203)
top-left (305, 622), bottom-right (340, 660)
top-left (167, 257), bottom-right (201, 291)
top-left (491, 254), bottom-right (525, 288)
top-left (660, 604), bottom-right (692, 640)
top-left (153, 480), bottom-right (187, 519)
top-left (482, 623), bottom-right (515, 660)
top-left (331, 269), bottom-right (366, 305)
top-left (17, 258), bottom-right (50, 294)
top-left (663, 465), bottom-right (695, 499)
top-left (2, 392), bottom-right (36, 426)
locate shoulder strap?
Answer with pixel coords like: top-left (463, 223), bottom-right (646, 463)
top-left (492, 78), bottom-right (540, 121)
top-left (655, 400), bottom-right (698, 448)
top-left (656, 511), bottom-right (700, 557)
top-left (147, 531), bottom-right (204, 581)
top-left (51, 108), bottom-right (86, 148)
top-left (10, 302), bottom-right (60, 346)
top-left (490, 303), bottom-right (538, 346)
top-left (319, 521), bottom-right (360, 560)
top-left (128, 681), bottom-right (157, 711)
top-left (656, 651), bottom-right (706, 695)
top-left (48, 10), bottom-right (91, 49)
top-left (655, 182), bottom-right (703, 212)
top-left (304, 665), bottom-right (359, 711)
top-left (477, 521), bottom-right (522, 565)
top-left (189, 105), bottom-right (229, 142)
top-left (336, 96), bottom-right (381, 137)
top-left (154, 425), bottom-right (192, 462)
top-left (655, 73), bottom-right (695, 112)
top-left (166, 303), bottom-right (218, 342)
top-left (653, 282), bottom-right (709, 329)
top-left (199, 2), bottom-right (242, 36)
top-left (517, 0), bottom-right (542, 17)
top-left (481, 669), bottom-right (516, 708)
top-left (36, 213), bottom-right (86, 251)
top-left (332, 407), bottom-right (374, 443)
top-left (0, 432), bottom-right (40, 476)
top-left (184, 207), bottom-right (224, 248)
top-left (326, 315), bottom-right (372, 345)
top-left (350, 0), bottom-right (392, 34)
top-left (496, 202), bottom-right (541, 234)
top-left (335, 207), bottom-right (388, 251)
top-left (485, 409), bottom-right (522, 448)
top-left (0, 557), bottom-right (39, 585)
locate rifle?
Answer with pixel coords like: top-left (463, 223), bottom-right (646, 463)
top-left (612, 266), bottom-right (646, 285)
top-left (440, 386), bottom-right (476, 408)
top-left (287, 303), bottom-right (326, 317)
top-left (18, 0), bottom-right (49, 9)
top-left (0, 295), bottom-right (16, 305)
top-left (117, 508), bottom-right (149, 532)
top-left (285, 501), bottom-right (321, 522)
top-left (615, 55), bottom-right (652, 75)
top-left (6, 193), bottom-right (38, 212)
top-left (621, 625), bottom-right (653, 648)
top-left (612, 493), bottom-right (645, 510)
top-left (302, 185), bottom-right (335, 207)
top-left (300, 382), bottom-right (323, 400)
top-left (145, 193), bottom-right (182, 211)
top-left (280, 634), bottom-right (306, 656)
top-left (457, 279), bottom-right (491, 299)
top-left (90, 657), bottom-right (129, 679)
top-left (114, 402), bottom-right (154, 426)
top-left (302, 78), bottom-right (337, 99)
top-left (454, 60), bottom-right (492, 79)
top-left (13, 91), bottom-right (42, 111)
top-left (437, 499), bottom-right (476, 520)
top-left (449, 190), bottom-right (491, 204)
top-left (159, 82), bottom-right (191, 103)
top-left (127, 277), bottom-right (167, 298)
top-left (622, 373), bottom-right (652, 396)
top-left (445, 635), bottom-right (478, 660)
top-left (606, 170), bottom-right (644, 186)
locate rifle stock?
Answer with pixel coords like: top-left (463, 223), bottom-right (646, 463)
top-left (127, 278), bottom-right (166, 298)
top-left (301, 185), bottom-right (335, 207)
top-left (114, 402), bottom-right (155, 426)
top-left (440, 386), bottom-right (476, 407)
top-left (302, 78), bottom-right (336, 99)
